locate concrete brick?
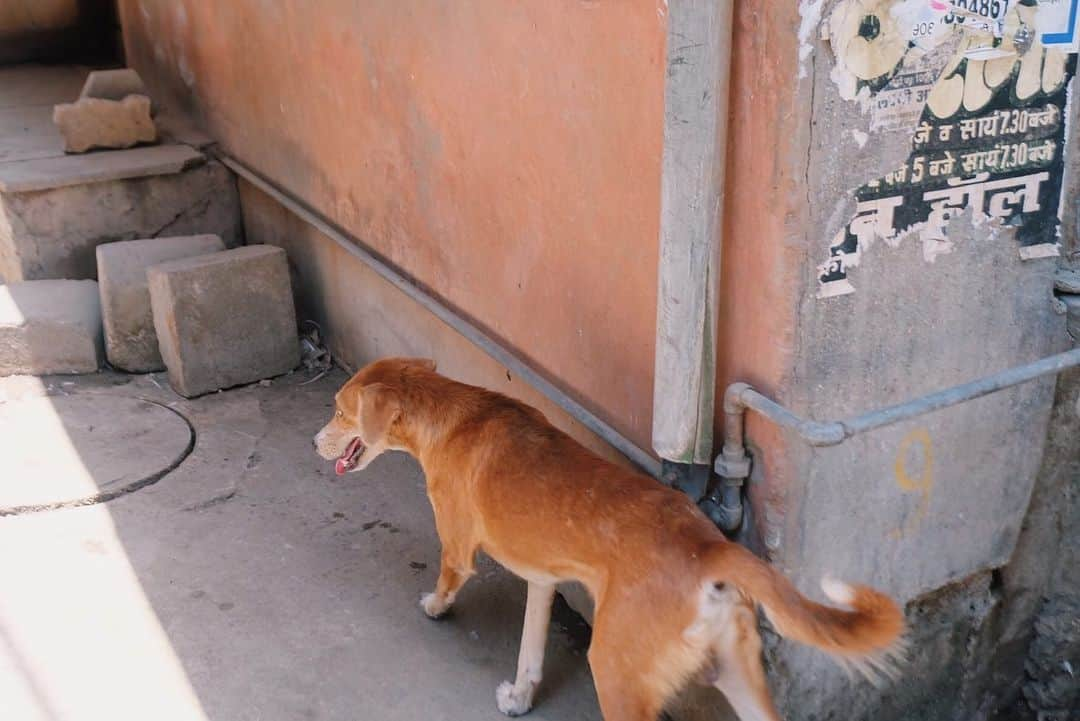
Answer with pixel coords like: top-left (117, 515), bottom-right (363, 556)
top-left (52, 96), bottom-right (156, 154)
top-left (0, 280), bottom-right (102, 375)
top-left (79, 69), bottom-right (149, 104)
top-left (148, 245), bottom-right (299, 397)
top-left (97, 234), bottom-right (225, 372)
top-left (0, 157), bottom-right (241, 282)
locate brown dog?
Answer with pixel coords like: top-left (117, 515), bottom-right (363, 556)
top-left (314, 358), bottom-right (904, 721)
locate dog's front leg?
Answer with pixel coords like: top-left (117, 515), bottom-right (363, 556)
top-left (496, 582), bottom-right (555, 717)
top-left (420, 545), bottom-right (475, 619)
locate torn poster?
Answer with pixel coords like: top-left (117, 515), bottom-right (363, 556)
top-left (1038, 0), bottom-right (1080, 51)
top-left (819, 1), bottom-right (1076, 299)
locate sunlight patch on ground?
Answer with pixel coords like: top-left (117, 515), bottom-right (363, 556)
top-left (0, 386), bottom-right (207, 721)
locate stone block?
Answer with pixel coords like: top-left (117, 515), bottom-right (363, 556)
top-left (0, 280), bottom-right (102, 375)
top-left (79, 69), bottom-right (149, 105)
top-left (0, 157), bottom-right (241, 282)
top-left (52, 95), bottom-right (156, 154)
top-left (97, 234), bottom-right (225, 372)
top-left (148, 245), bottom-right (299, 397)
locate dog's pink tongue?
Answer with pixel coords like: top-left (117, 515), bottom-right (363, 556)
top-left (334, 437), bottom-right (362, 476)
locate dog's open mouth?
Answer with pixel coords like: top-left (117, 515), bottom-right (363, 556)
top-left (335, 437), bottom-right (366, 475)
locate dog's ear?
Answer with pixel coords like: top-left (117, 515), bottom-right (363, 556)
top-left (359, 383), bottom-right (401, 445)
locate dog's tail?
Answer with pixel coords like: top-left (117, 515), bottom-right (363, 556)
top-left (706, 541), bottom-right (905, 678)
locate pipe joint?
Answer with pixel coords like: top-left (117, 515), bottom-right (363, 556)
top-left (723, 382), bottom-right (752, 414)
top-left (798, 421), bottom-right (847, 447)
top-left (701, 475), bottom-right (745, 533)
top-left (714, 446), bottom-right (751, 479)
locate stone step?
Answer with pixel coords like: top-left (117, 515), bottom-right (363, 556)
top-left (97, 234), bottom-right (226, 373)
top-left (0, 150), bottom-right (241, 282)
top-left (0, 279), bottom-right (102, 376)
top-left (0, 143), bottom-right (203, 193)
top-left (0, 64), bottom-right (241, 283)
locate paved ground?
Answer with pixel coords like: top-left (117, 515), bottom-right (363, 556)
top-left (0, 64), bottom-right (86, 164)
top-left (0, 368), bottom-right (602, 721)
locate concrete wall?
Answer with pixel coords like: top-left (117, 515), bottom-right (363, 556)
top-left (239, 180), bottom-right (630, 470)
top-left (118, 0), bottom-right (666, 451)
top-left (0, 0), bottom-right (118, 65)
top-left (714, 2), bottom-right (1080, 719)
top-left (716, 1), bottom-right (809, 561)
top-left (119, 1), bottom-right (1079, 719)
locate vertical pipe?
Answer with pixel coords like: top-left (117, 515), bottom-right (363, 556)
top-left (652, 0), bottom-right (735, 496)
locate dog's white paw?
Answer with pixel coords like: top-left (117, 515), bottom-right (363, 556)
top-left (496, 680), bottom-right (533, 717)
top-left (420, 592), bottom-right (451, 619)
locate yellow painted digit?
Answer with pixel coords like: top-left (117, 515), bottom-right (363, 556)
top-left (893, 428), bottom-right (934, 536)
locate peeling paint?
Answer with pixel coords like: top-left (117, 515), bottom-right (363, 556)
top-left (826, 0), bottom-right (910, 99)
top-left (799, 0), bottom-right (827, 80)
top-left (1019, 242), bottom-right (1062, 259)
top-left (817, 1), bottom-right (1077, 298)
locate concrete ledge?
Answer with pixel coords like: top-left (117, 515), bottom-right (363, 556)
top-left (0, 279), bottom-right (102, 375)
top-left (0, 158), bottom-right (241, 282)
top-left (0, 143), bottom-right (202, 193)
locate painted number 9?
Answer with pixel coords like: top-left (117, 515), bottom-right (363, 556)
top-left (892, 428), bottom-right (934, 537)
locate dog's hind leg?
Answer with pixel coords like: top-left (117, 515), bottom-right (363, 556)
top-left (588, 644), bottom-right (665, 721)
top-left (587, 603), bottom-right (667, 721)
top-left (709, 595), bottom-right (780, 721)
top-left (496, 582), bottom-right (555, 716)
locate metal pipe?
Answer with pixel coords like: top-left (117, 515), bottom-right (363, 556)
top-left (838, 347), bottom-right (1080, 438)
top-left (703, 382), bottom-right (754, 531)
top-left (217, 153), bottom-right (663, 479)
top-left (712, 346), bottom-right (1080, 532)
top-left (729, 346), bottom-right (1080, 448)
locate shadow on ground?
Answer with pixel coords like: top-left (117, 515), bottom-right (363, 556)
top-left (0, 368), bottom-right (601, 721)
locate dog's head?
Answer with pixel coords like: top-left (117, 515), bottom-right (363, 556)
top-left (313, 357), bottom-right (436, 474)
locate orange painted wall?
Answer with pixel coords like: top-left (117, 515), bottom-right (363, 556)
top-left (716, 1), bottom-right (807, 555)
top-left (119, 1), bottom-right (667, 448)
